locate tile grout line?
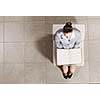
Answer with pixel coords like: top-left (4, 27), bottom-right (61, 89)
top-left (2, 39), bottom-right (52, 43)
top-left (3, 17), bottom-right (5, 83)
top-left (87, 18), bottom-right (90, 84)
top-left (23, 16), bottom-right (25, 84)
top-left (45, 16), bottom-right (47, 84)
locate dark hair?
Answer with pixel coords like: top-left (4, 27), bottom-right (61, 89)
top-left (63, 22), bottom-right (73, 33)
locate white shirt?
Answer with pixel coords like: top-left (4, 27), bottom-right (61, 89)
top-left (55, 28), bottom-right (81, 49)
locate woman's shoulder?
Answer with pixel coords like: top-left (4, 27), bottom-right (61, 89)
top-left (55, 28), bottom-right (63, 36)
top-left (73, 28), bottom-right (81, 33)
top-left (73, 28), bottom-right (81, 37)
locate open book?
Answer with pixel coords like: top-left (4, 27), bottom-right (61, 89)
top-left (56, 48), bottom-right (82, 65)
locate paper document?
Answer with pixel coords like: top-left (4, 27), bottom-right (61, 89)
top-left (57, 48), bottom-right (82, 65)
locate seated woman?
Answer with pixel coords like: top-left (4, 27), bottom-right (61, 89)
top-left (55, 22), bottom-right (82, 79)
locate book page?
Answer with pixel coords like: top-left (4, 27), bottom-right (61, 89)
top-left (57, 49), bottom-right (69, 65)
top-left (69, 48), bottom-right (82, 64)
top-left (57, 48), bottom-right (82, 65)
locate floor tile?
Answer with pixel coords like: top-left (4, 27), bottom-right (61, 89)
top-left (87, 16), bottom-right (100, 19)
top-left (45, 22), bottom-right (54, 36)
top-left (0, 43), bottom-right (3, 63)
top-left (25, 16), bottom-right (45, 22)
top-left (4, 43), bottom-right (24, 63)
top-left (88, 19), bottom-right (100, 40)
top-left (45, 40), bottom-right (53, 63)
top-left (0, 64), bottom-right (4, 83)
top-left (24, 63), bottom-right (46, 84)
top-left (4, 64), bottom-right (24, 84)
top-left (89, 40), bottom-right (100, 62)
top-left (24, 21), bottom-right (45, 41)
top-left (45, 19), bottom-right (68, 25)
top-left (4, 16), bottom-right (25, 22)
top-left (89, 61), bottom-right (100, 83)
top-left (4, 22), bottom-right (24, 42)
top-left (0, 23), bottom-right (4, 42)
top-left (66, 16), bottom-right (88, 20)
top-left (24, 42), bottom-right (47, 63)
top-left (45, 16), bottom-right (67, 22)
top-left (0, 16), bottom-right (4, 22)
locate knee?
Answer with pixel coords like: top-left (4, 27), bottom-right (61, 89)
top-left (70, 66), bottom-right (76, 73)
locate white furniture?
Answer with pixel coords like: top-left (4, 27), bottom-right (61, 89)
top-left (53, 24), bottom-right (85, 66)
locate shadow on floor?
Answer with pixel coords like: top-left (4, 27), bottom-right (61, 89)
top-left (37, 34), bottom-right (53, 63)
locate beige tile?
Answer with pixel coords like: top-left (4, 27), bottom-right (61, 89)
top-left (45, 18), bottom-right (67, 24)
top-left (4, 22), bottom-right (24, 42)
top-left (0, 16), bottom-right (4, 22)
top-left (0, 43), bottom-right (3, 63)
top-left (0, 64), bottom-right (4, 83)
top-left (24, 42), bottom-right (47, 63)
top-left (4, 64), bottom-right (24, 84)
top-left (4, 16), bottom-right (25, 22)
top-left (25, 16), bottom-right (45, 21)
top-left (45, 40), bottom-right (53, 63)
top-left (67, 16), bottom-right (88, 20)
top-left (4, 43), bottom-right (24, 63)
top-left (88, 19), bottom-right (100, 40)
top-left (24, 21), bottom-right (45, 41)
top-left (24, 63), bottom-right (46, 84)
top-left (45, 16), bottom-right (67, 21)
top-left (89, 40), bottom-right (100, 62)
top-left (45, 22), bottom-right (53, 35)
top-left (89, 61), bottom-right (100, 83)
top-left (0, 23), bottom-right (3, 42)
top-left (87, 16), bottom-right (100, 19)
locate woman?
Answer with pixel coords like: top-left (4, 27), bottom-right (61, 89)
top-left (55, 22), bottom-right (82, 79)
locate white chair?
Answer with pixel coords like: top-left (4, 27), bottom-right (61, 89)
top-left (53, 24), bottom-right (85, 66)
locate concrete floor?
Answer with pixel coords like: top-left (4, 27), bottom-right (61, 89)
top-left (0, 16), bottom-right (99, 83)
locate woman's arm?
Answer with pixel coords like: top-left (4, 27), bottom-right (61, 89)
top-left (55, 34), bottom-right (63, 49)
top-left (74, 32), bottom-right (82, 48)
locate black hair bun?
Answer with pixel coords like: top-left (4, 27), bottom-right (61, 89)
top-left (66, 22), bottom-right (72, 27)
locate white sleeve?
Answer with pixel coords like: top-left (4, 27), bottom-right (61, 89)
top-left (55, 34), bottom-right (63, 49)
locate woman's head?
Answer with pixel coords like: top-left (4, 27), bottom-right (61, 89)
top-left (63, 22), bottom-right (73, 34)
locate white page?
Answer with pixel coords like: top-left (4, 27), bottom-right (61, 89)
top-left (57, 48), bottom-right (82, 65)
top-left (57, 49), bottom-right (69, 65)
top-left (69, 49), bottom-right (82, 64)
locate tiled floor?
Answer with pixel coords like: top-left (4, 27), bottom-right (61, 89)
top-left (0, 16), bottom-right (100, 83)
